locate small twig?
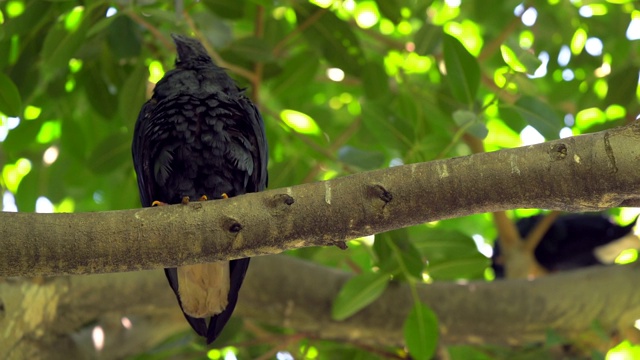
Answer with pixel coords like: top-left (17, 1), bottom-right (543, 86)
top-left (344, 258), bottom-right (362, 274)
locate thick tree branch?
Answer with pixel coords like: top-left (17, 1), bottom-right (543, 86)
top-left (2, 124), bottom-right (640, 277)
top-left (2, 256), bottom-right (639, 359)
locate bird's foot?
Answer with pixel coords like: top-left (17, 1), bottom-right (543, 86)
top-left (151, 200), bottom-right (168, 206)
top-left (198, 195), bottom-right (208, 201)
top-left (221, 193), bottom-right (229, 199)
top-left (181, 196), bottom-right (190, 205)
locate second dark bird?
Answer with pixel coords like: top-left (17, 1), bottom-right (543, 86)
top-left (132, 34), bottom-right (268, 344)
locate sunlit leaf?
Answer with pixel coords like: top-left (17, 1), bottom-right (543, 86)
top-left (280, 109), bottom-right (321, 135)
top-left (570, 27), bottom-right (587, 55)
top-left (500, 45), bottom-right (527, 73)
top-left (331, 272), bottom-right (389, 321)
top-left (36, 120), bottom-right (61, 144)
top-left (2, 158), bottom-right (32, 193)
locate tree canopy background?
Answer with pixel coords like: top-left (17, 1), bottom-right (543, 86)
top-left (1, 0), bottom-right (640, 359)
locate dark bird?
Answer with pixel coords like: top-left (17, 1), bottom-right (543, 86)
top-left (132, 34), bottom-right (268, 343)
top-left (492, 213), bottom-right (638, 278)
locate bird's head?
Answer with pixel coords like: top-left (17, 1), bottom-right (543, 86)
top-left (171, 34), bottom-right (213, 66)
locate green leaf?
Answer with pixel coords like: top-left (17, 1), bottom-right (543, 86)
top-left (414, 23), bottom-right (442, 56)
top-left (296, 4), bottom-right (366, 76)
top-left (332, 272), bottom-right (389, 321)
top-left (201, 0), bottom-right (246, 19)
top-left (442, 34), bottom-right (480, 106)
top-left (605, 65), bottom-right (640, 107)
top-left (404, 303), bottom-right (439, 360)
top-left (452, 109), bottom-right (476, 126)
top-left (41, 4), bottom-right (108, 74)
top-left (269, 51), bottom-right (319, 98)
top-left (361, 100), bottom-right (403, 150)
top-left (500, 41), bottom-right (542, 75)
top-left (15, 165), bottom-right (41, 212)
top-left (118, 65), bottom-right (148, 125)
top-left (107, 15), bottom-right (142, 60)
top-left (374, 230), bottom-right (424, 279)
top-left (2, 1), bottom-right (52, 37)
top-left (60, 118), bottom-right (88, 161)
top-left (0, 73), bottom-right (22, 116)
top-left (226, 36), bottom-right (274, 63)
top-left (498, 104), bottom-right (527, 133)
top-left (412, 228), bottom-right (489, 280)
top-left (426, 255), bottom-right (489, 280)
top-left (362, 60), bottom-right (390, 100)
top-left (512, 95), bottom-right (562, 139)
top-left (78, 63), bottom-right (118, 119)
top-left (87, 132), bottom-right (131, 174)
top-left (375, 0), bottom-right (402, 24)
top-left (41, 23), bottom-right (86, 74)
top-left (2, 119), bottom-right (42, 154)
top-left (412, 229), bottom-right (479, 261)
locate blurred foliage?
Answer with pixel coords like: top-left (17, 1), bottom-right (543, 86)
top-left (1, 0), bottom-right (640, 359)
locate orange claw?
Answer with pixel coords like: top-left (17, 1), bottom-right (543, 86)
top-left (151, 200), bottom-right (168, 206)
top-left (221, 193), bottom-right (229, 199)
top-left (198, 195), bottom-right (208, 201)
top-left (181, 196), bottom-right (190, 205)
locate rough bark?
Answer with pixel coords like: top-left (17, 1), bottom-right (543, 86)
top-left (2, 124), bottom-right (640, 277)
top-left (2, 256), bottom-right (639, 359)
